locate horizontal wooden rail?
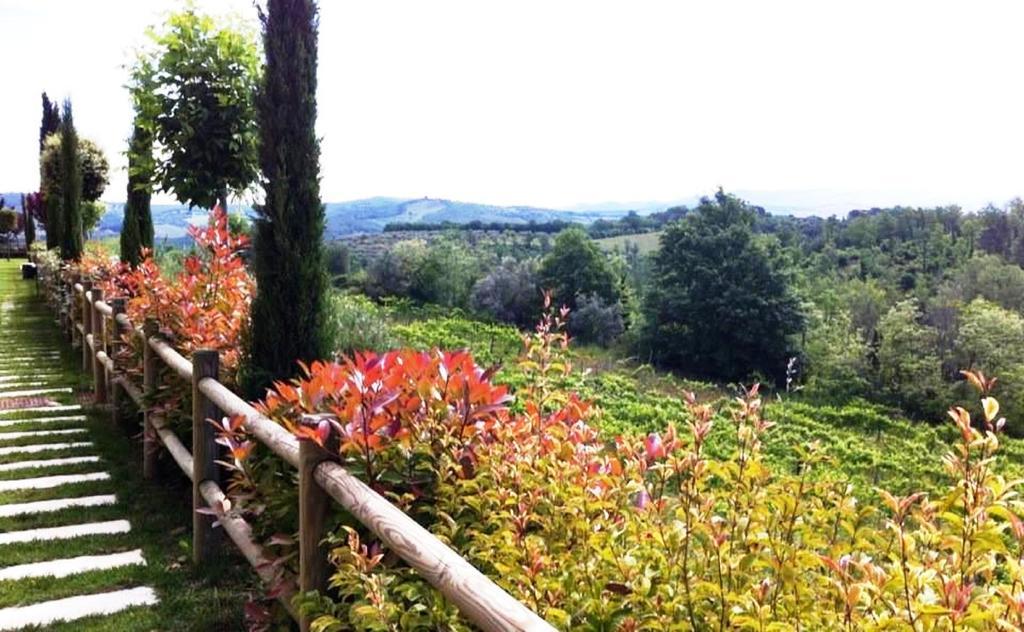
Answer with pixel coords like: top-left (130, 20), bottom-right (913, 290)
top-left (198, 378), bottom-right (301, 469)
top-left (43, 262), bottom-right (555, 632)
top-left (199, 479), bottom-right (298, 618)
top-left (148, 337), bottom-right (193, 381)
top-left (97, 351), bottom-right (114, 373)
top-left (114, 376), bottom-right (144, 408)
top-left (151, 416), bottom-right (194, 478)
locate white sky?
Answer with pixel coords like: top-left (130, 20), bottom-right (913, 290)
top-left (1, 0), bottom-right (1023, 213)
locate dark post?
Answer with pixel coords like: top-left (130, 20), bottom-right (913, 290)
top-left (90, 288), bottom-right (106, 404)
top-left (192, 349), bottom-right (221, 563)
top-left (298, 418), bottom-right (333, 631)
top-left (109, 298), bottom-right (127, 425)
top-left (80, 281), bottom-right (93, 371)
top-left (142, 318), bottom-right (160, 480)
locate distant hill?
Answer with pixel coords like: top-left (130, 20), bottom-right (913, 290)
top-left (92, 196), bottom-right (653, 242)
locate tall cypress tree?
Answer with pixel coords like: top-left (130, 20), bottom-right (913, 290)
top-left (40, 93), bottom-right (61, 250)
top-left (120, 122), bottom-right (154, 266)
top-left (39, 93), bottom-right (60, 153)
top-left (21, 194), bottom-right (34, 250)
top-left (59, 99), bottom-right (83, 261)
top-left (244, 0), bottom-right (328, 396)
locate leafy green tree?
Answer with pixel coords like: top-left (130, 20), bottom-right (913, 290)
top-left (0, 208), bottom-right (18, 237)
top-left (569, 293), bottom-right (625, 347)
top-left (642, 191), bottom-right (803, 382)
top-left (324, 241), bottom-right (351, 283)
top-left (955, 299), bottom-right (1024, 377)
top-left (471, 258), bottom-right (540, 327)
top-left (245, 0), bottom-right (327, 396)
top-left (147, 8), bottom-right (261, 210)
top-left (876, 299), bottom-right (945, 418)
top-left (801, 307), bottom-right (871, 401)
top-left (39, 133), bottom-right (110, 244)
top-left (539, 227), bottom-right (619, 309)
top-left (954, 255), bottom-right (1024, 313)
top-left (953, 299), bottom-right (1024, 434)
top-left (364, 240), bottom-right (427, 299)
top-left (412, 238), bottom-right (480, 307)
top-left (58, 100), bottom-right (83, 260)
top-left (41, 135), bottom-right (109, 204)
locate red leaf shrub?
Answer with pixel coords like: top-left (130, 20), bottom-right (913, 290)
top-left (73, 206), bottom-right (254, 381)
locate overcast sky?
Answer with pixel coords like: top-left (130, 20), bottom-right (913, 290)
top-left (1, 0), bottom-right (1023, 213)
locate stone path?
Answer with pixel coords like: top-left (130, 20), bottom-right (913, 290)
top-left (0, 268), bottom-right (158, 630)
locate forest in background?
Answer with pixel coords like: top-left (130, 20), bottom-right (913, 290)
top-left (321, 191), bottom-right (1024, 436)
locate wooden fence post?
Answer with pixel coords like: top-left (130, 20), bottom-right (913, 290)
top-left (81, 281), bottom-right (93, 372)
top-left (91, 288), bottom-right (107, 404)
top-left (298, 419), bottom-right (334, 632)
top-left (70, 274), bottom-right (81, 349)
top-left (56, 263), bottom-right (66, 330)
top-left (192, 349), bottom-right (221, 564)
top-left (142, 318), bottom-right (160, 480)
top-left (109, 299), bottom-right (126, 425)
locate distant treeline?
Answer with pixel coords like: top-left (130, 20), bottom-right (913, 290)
top-left (383, 204), bottom-right (797, 239)
top-left (384, 220), bottom-right (580, 234)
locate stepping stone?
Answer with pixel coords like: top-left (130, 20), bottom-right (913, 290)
top-left (0, 355), bottom-right (60, 362)
top-left (0, 441), bottom-right (91, 456)
top-left (0, 455), bottom-right (100, 472)
top-left (0, 404), bottom-right (81, 416)
top-left (0, 585), bottom-right (158, 630)
top-left (0, 471), bottom-right (110, 492)
top-left (0, 494), bottom-right (116, 518)
top-left (0, 548), bottom-right (145, 580)
top-left (0, 428), bottom-right (87, 441)
top-left (0, 378), bottom-right (65, 386)
top-left (0, 415), bottom-right (87, 428)
top-left (0, 518), bottom-right (130, 545)
top-left (0, 388), bottom-right (72, 398)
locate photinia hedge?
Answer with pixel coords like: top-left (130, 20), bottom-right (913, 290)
top-left (78, 206), bottom-right (254, 381)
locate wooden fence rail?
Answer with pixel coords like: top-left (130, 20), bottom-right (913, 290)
top-left (35, 261), bottom-right (554, 632)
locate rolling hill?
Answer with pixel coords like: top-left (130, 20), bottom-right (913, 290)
top-left (93, 196), bottom-right (650, 242)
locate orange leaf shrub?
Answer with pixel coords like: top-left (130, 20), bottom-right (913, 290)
top-left (72, 206), bottom-right (254, 381)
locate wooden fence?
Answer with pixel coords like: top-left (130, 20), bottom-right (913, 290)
top-left (35, 261), bottom-right (555, 632)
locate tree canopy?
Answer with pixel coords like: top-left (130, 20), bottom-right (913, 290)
top-left (144, 8), bottom-right (261, 210)
top-left (539, 227), bottom-right (620, 309)
top-left (642, 190), bottom-right (804, 382)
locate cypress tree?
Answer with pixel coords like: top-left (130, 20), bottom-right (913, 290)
top-left (59, 99), bottom-right (83, 261)
top-left (44, 194), bottom-right (60, 250)
top-left (40, 93), bottom-right (61, 250)
top-left (244, 0), bottom-right (328, 396)
top-left (39, 93), bottom-right (60, 153)
top-left (21, 194), bottom-right (34, 250)
top-left (120, 122), bottom-right (154, 266)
